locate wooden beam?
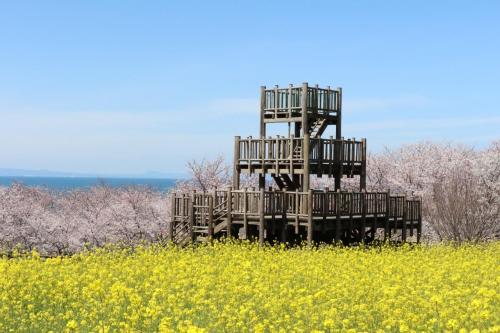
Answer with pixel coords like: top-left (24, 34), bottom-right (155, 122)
top-left (259, 174), bottom-right (265, 190)
top-left (226, 187), bottom-right (233, 238)
top-left (169, 193), bottom-right (175, 241)
top-left (335, 190), bottom-right (341, 243)
top-left (243, 188), bottom-right (248, 239)
top-left (360, 138), bottom-right (367, 191)
top-left (189, 199), bottom-right (195, 243)
top-left (384, 191), bottom-right (390, 241)
top-left (294, 189), bottom-right (300, 234)
top-left (335, 139), bottom-right (343, 190)
top-left (417, 201), bottom-right (422, 243)
top-left (259, 188), bottom-right (265, 246)
top-left (336, 87), bottom-right (342, 139)
top-left (360, 192), bottom-right (366, 243)
top-left (410, 201), bottom-right (414, 237)
top-left (281, 190), bottom-right (288, 242)
top-left (402, 197), bottom-right (407, 242)
top-left (207, 195), bottom-right (214, 239)
top-left (349, 192), bottom-right (354, 243)
top-left (301, 82), bottom-right (308, 136)
top-left (233, 136), bottom-right (241, 190)
top-left (307, 189), bottom-right (313, 245)
top-left (303, 133), bottom-right (310, 191)
top-left (260, 86), bottom-right (266, 137)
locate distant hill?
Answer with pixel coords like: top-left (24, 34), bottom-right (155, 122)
top-left (0, 168), bottom-right (185, 179)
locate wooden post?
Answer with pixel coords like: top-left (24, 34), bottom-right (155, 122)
top-left (274, 85), bottom-right (279, 119)
top-left (207, 195), bottom-right (214, 240)
top-left (409, 201), bottom-right (414, 238)
top-left (233, 136), bottom-right (241, 190)
top-left (319, 187), bottom-right (327, 238)
top-left (294, 189), bottom-right (299, 234)
top-left (371, 193), bottom-right (377, 241)
top-left (259, 188), bottom-right (265, 246)
top-left (301, 82), bottom-right (309, 136)
top-left (349, 192), bottom-right (354, 243)
top-left (336, 87), bottom-right (342, 139)
top-left (335, 139), bottom-right (343, 191)
top-left (360, 192), bottom-right (366, 243)
top-left (307, 189), bottom-right (313, 245)
top-left (259, 135), bottom-right (266, 189)
top-left (323, 187), bottom-right (328, 223)
top-left (360, 138), bottom-right (367, 191)
top-left (335, 189), bottom-right (341, 244)
top-left (303, 133), bottom-right (310, 191)
top-left (168, 193), bottom-right (175, 241)
top-left (402, 197), bottom-right (407, 242)
top-left (259, 175), bottom-right (265, 190)
top-left (314, 84), bottom-right (319, 119)
top-left (269, 189), bottom-right (276, 237)
top-left (226, 187), bottom-right (233, 238)
top-left (189, 199), bottom-right (195, 243)
top-left (243, 188), bottom-right (248, 239)
top-left (260, 86), bottom-right (266, 137)
top-left (389, 196), bottom-right (394, 239)
top-left (281, 190), bottom-right (288, 242)
top-left (417, 201), bottom-right (422, 243)
top-left (384, 190), bottom-right (390, 241)
top-left (181, 193), bottom-right (186, 228)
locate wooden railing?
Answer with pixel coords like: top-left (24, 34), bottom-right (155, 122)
top-left (237, 137), bottom-right (364, 166)
top-left (309, 138), bottom-right (364, 163)
top-left (173, 190), bottom-right (420, 221)
top-left (173, 195), bottom-right (191, 219)
top-left (170, 190), bottom-right (422, 244)
top-left (263, 85), bottom-right (340, 119)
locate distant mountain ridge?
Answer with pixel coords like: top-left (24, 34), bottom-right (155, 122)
top-left (0, 168), bottom-right (185, 179)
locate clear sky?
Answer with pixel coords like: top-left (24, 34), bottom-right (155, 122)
top-left (0, 1), bottom-right (499, 176)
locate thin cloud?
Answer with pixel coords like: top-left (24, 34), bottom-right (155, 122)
top-left (344, 94), bottom-right (433, 113)
top-left (207, 98), bottom-right (259, 115)
top-left (345, 115), bottom-right (500, 132)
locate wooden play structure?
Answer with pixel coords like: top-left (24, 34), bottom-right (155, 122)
top-left (170, 83), bottom-right (422, 245)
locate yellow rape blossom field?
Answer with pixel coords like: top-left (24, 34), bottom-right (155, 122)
top-left (0, 242), bottom-right (499, 332)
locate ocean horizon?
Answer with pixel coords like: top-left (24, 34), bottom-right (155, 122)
top-left (0, 176), bottom-right (177, 191)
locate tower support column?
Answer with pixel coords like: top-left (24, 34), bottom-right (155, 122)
top-left (259, 175), bottom-right (265, 190)
top-left (260, 86), bottom-right (266, 137)
top-left (233, 136), bottom-right (241, 189)
top-left (360, 138), bottom-right (367, 191)
top-left (303, 133), bottom-right (310, 192)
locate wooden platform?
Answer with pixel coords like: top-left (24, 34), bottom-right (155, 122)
top-left (262, 84), bottom-right (341, 124)
top-left (236, 136), bottom-right (365, 177)
top-left (170, 189), bottom-right (422, 246)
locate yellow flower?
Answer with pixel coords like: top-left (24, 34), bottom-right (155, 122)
top-left (65, 320), bottom-right (78, 331)
top-left (0, 241), bottom-right (497, 332)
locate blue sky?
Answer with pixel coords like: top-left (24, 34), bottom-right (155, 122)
top-left (0, 1), bottom-right (499, 176)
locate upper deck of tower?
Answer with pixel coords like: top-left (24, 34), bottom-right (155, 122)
top-left (261, 83), bottom-right (341, 124)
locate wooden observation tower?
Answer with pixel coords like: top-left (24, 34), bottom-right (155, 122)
top-left (170, 83), bottom-right (421, 245)
top-left (233, 83), bottom-right (365, 193)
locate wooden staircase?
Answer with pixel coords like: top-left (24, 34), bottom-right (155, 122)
top-left (309, 118), bottom-right (328, 139)
top-left (289, 118), bottom-right (328, 160)
top-left (172, 216), bottom-right (191, 246)
top-left (172, 195), bottom-right (229, 245)
top-left (272, 174), bottom-right (298, 191)
top-left (273, 118), bottom-right (328, 190)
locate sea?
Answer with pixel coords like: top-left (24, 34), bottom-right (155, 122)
top-left (0, 176), bottom-right (177, 192)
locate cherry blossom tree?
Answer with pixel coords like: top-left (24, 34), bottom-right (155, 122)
top-left (0, 141), bottom-right (498, 254)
